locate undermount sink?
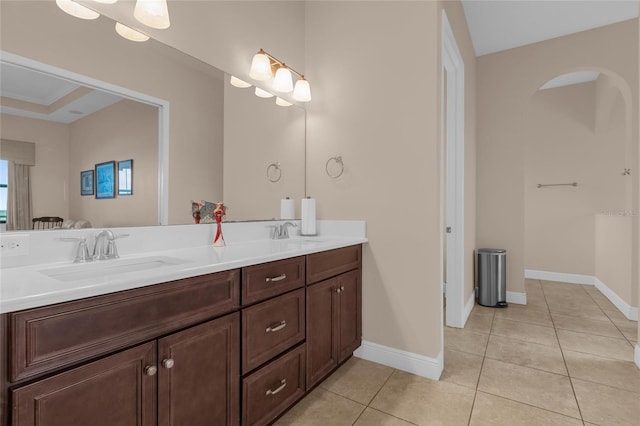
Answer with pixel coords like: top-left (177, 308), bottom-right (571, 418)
top-left (39, 256), bottom-right (187, 282)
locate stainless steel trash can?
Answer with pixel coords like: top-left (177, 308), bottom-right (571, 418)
top-left (477, 248), bottom-right (507, 308)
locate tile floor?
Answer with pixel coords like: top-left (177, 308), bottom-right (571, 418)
top-left (274, 280), bottom-right (639, 425)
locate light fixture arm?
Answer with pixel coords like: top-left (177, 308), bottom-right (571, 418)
top-left (257, 48), bottom-right (306, 80)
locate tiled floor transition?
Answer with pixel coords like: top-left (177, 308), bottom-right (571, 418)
top-left (274, 280), bottom-right (639, 425)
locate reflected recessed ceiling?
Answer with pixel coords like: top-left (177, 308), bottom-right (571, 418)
top-left (0, 62), bottom-right (124, 124)
top-left (462, 0), bottom-right (639, 56)
top-left (539, 71), bottom-right (600, 90)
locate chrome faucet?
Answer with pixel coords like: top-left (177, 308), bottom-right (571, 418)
top-left (92, 230), bottom-right (129, 260)
top-left (268, 222), bottom-right (298, 240)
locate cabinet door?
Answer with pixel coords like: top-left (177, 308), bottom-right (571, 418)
top-left (306, 277), bottom-right (339, 390)
top-left (12, 342), bottom-right (156, 426)
top-left (158, 312), bottom-right (240, 426)
top-left (338, 269), bottom-right (362, 363)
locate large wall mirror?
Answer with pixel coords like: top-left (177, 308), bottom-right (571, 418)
top-left (0, 1), bottom-right (306, 230)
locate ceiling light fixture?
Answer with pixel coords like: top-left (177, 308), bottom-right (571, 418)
top-left (229, 76), bottom-right (252, 88)
top-left (56, 0), bottom-right (100, 20)
top-left (115, 22), bottom-right (150, 42)
top-left (248, 49), bottom-right (311, 102)
top-left (134, 0), bottom-right (171, 29)
top-left (93, 0), bottom-right (118, 4)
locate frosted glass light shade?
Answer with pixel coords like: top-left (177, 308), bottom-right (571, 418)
top-left (249, 53), bottom-right (272, 81)
top-left (275, 97), bottom-right (292, 107)
top-left (230, 76), bottom-right (251, 88)
top-left (134, 0), bottom-right (170, 29)
top-left (115, 22), bottom-right (150, 42)
top-left (292, 79), bottom-right (312, 102)
top-left (255, 87), bottom-right (274, 98)
top-left (93, 0), bottom-right (118, 3)
top-left (56, 0), bottom-right (100, 20)
top-left (273, 67), bottom-right (293, 93)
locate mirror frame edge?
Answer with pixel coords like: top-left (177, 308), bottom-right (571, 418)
top-left (0, 50), bottom-right (170, 226)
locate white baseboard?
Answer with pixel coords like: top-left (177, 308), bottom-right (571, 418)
top-left (525, 269), bottom-right (597, 285)
top-left (354, 340), bottom-right (443, 380)
top-left (635, 344), bottom-right (640, 369)
top-left (594, 278), bottom-right (638, 321)
top-left (507, 291), bottom-right (527, 305)
top-left (526, 269), bottom-right (638, 321)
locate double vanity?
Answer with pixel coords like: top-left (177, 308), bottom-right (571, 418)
top-left (0, 221), bottom-right (367, 425)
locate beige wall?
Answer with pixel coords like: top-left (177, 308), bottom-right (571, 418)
top-left (68, 100), bottom-right (158, 228)
top-left (0, 115), bottom-right (70, 220)
top-left (595, 214), bottom-right (633, 306)
top-left (477, 20), bottom-right (638, 295)
top-left (0, 1), bottom-right (224, 226)
top-left (223, 83), bottom-right (306, 221)
top-left (524, 81), bottom-right (627, 275)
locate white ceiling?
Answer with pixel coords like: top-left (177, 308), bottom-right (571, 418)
top-left (0, 62), bottom-right (124, 124)
top-left (462, 0), bottom-right (639, 57)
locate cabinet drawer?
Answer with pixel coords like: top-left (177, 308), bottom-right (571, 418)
top-left (242, 344), bottom-right (306, 426)
top-left (242, 289), bottom-right (305, 374)
top-left (242, 257), bottom-right (305, 305)
top-left (10, 270), bottom-right (240, 382)
top-left (306, 245), bottom-right (362, 285)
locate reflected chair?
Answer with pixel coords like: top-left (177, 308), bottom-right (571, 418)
top-left (32, 217), bottom-right (64, 230)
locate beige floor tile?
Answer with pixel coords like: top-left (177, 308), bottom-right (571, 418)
top-left (353, 408), bottom-right (417, 426)
top-left (563, 350), bottom-right (640, 394)
top-left (464, 312), bottom-right (494, 334)
top-left (547, 304), bottom-right (611, 321)
top-left (275, 387), bottom-right (365, 426)
top-left (485, 334), bottom-right (567, 375)
top-left (491, 318), bottom-right (559, 347)
top-left (556, 329), bottom-right (634, 361)
top-left (469, 391), bottom-right (583, 426)
top-left (441, 348), bottom-right (483, 389)
top-left (320, 357), bottom-right (393, 405)
top-left (444, 327), bottom-right (489, 356)
top-left (471, 304), bottom-right (498, 317)
top-left (525, 293), bottom-right (548, 310)
top-left (541, 281), bottom-right (589, 293)
top-left (587, 292), bottom-right (620, 313)
top-left (477, 358), bottom-right (580, 418)
top-left (525, 278), bottom-right (542, 288)
top-left (370, 370), bottom-right (475, 425)
top-left (572, 378), bottom-right (640, 426)
top-left (551, 313), bottom-right (625, 339)
top-left (494, 304), bottom-right (553, 327)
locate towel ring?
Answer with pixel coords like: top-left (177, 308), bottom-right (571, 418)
top-left (325, 156), bottom-right (344, 179)
top-left (267, 162), bottom-right (282, 183)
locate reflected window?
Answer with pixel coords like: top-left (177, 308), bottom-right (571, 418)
top-left (118, 159), bottom-right (133, 196)
top-left (0, 160), bottom-right (7, 223)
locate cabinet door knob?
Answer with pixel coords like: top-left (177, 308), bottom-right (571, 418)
top-left (336, 288), bottom-right (341, 294)
top-left (144, 365), bottom-right (158, 376)
top-left (162, 358), bottom-right (175, 369)
top-left (341, 286), bottom-right (345, 291)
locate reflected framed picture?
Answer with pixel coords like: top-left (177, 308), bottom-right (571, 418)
top-left (80, 170), bottom-right (94, 196)
top-left (118, 159), bottom-right (133, 196)
top-left (95, 161), bottom-right (116, 199)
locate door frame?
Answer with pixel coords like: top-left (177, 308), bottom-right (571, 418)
top-left (441, 11), bottom-right (466, 329)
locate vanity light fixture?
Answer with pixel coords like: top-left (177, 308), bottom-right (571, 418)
top-left (115, 22), bottom-right (150, 42)
top-left (93, 0), bottom-right (118, 3)
top-left (134, 0), bottom-right (171, 29)
top-left (249, 49), bottom-right (312, 102)
top-left (56, 0), bottom-right (100, 20)
top-left (230, 76), bottom-right (252, 88)
top-left (255, 87), bottom-right (274, 99)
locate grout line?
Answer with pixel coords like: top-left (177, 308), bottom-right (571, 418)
top-left (475, 390), bottom-right (585, 422)
top-left (466, 305), bottom-right (495, 425)
top-left (541, 282), bottom-right (585, 422)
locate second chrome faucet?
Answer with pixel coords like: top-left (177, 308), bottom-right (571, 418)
top-left (269, 222), bottom-right (297, 240)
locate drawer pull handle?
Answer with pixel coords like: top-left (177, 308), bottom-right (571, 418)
top-left (266, 379), bottom-right (287, 396)
top-left (144, 365), bottom-right (157, 376)
top-left (162, 358), bottom-right (175, 369)
top-left (266, 320), bottom-right (287, 333)
top-left (266, 274), bottom-right (287, 283)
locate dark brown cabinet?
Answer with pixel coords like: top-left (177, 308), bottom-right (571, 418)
top-left (12, 342), bottom-right (157, 426)
top-left (306, 246), bottom-right (362, 390)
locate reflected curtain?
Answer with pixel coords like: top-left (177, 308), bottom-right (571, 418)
top-left (6, 161), bottom-right (32, 231)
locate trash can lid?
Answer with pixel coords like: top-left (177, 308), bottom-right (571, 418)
top-left (477, 248), bottom-right (506, 254)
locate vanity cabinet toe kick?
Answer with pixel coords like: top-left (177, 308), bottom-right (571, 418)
top-left (1, 244), bottom-right (362, 426)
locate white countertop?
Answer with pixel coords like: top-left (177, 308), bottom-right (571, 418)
top-left (0, 235), bottom-right (366, 314)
